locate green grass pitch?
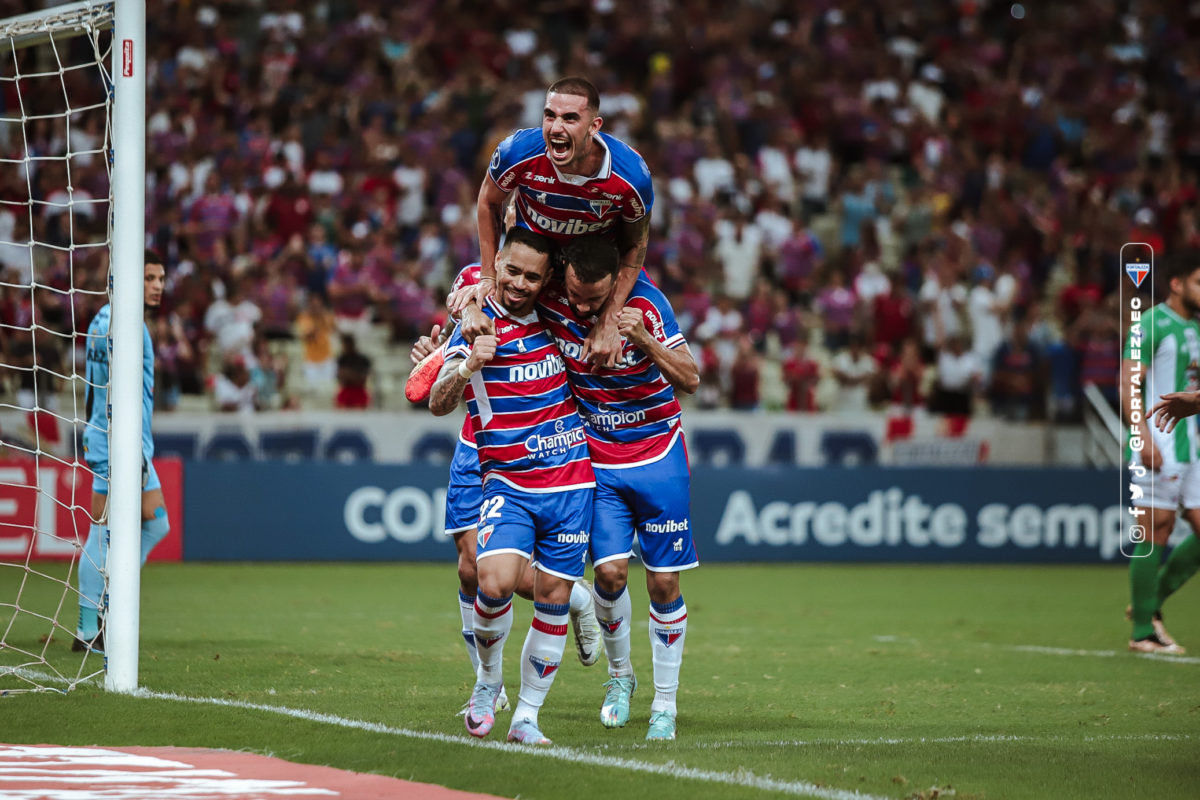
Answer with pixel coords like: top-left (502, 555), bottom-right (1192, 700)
top-left (1, 562), bottom-right (1197, 799)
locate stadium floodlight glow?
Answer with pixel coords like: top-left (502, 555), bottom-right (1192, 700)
top-left (1120, 242), bottom-right (1154, 559)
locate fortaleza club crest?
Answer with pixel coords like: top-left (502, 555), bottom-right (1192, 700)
top-left (600, 617), bottom-right (624, 634)
top-left (476, 525), bottom-right (494, 548)
top-left (654, 627), bottom-right (683, 647)
top-left (528, 654), bottom-right (559, 678)
top-left (1126, 261), bottom-right (1149, 288)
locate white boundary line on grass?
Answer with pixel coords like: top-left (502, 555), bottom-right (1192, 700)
top-left (1003, 644), bottom-right (1200, 665)
top-left (871, 636), bottom-right (1200, 666)
top-left (139, 690), bottom-right (890, 800)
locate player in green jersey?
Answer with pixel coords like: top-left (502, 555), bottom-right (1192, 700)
top-left (1122, 250), bottom-right (1200, 654)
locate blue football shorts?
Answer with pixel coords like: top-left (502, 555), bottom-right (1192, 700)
top-left (591, 434), bottom-right (699, 572)
top-left (89, 456), bottom-right (160, 496)
top-left (475, 480), bottom-right (592, 581)
top-left (444, 440), bottom-right (483, 536)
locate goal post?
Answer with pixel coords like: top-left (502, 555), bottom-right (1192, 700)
top-left (107, 0), bottom-right (146, 694)
top-left (0, 0), bottom-right (144, 694)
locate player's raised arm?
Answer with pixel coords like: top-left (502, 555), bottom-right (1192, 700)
top-left (430, 334), bottom-right (497, 416)
top-left (616, 305), bottom-right (699, 394)
top-left (473, 178), bottom-right (507, 304)
top-left (582, 215), bottom-right (651, 369)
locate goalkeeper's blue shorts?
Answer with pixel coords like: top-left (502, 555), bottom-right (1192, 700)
top-left (89, 457), bottom-right (160, 496)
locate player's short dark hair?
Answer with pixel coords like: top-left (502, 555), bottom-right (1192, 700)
top-left (501, 226), bottom-right (554, 259)
top-left (546, 76), bottom-right (600, 114)
top-left (1163, 248), bottom-right (1200, 282)
top-left (145, 249), bottom-right (164, 267)
top-left (561, 234), bottom-right (619, 284)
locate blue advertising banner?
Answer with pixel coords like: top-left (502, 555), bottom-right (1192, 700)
top-left (184, 463), bottom-right (1124, 563)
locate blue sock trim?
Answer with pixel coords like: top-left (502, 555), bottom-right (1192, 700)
top-left (533, 601), bottom-right (570, 617)
top-left (476, 590), bottom-right (512, 609)
top-left (651, 595), bottom-right (685, 615)
top-left (458, 589), bottom-right (476, 604)
top-left (594, 584), bottom-right (626, 602)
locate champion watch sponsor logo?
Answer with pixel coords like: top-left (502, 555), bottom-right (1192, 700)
top-left (643, 519), bottom-right (689, 534)
top-left (524, 427), bottom-right (586, 456)
top-left (525, 205), bottom-right (615, 236)
top-left (587, 404), bottom-right (647, 432)
top-left (528, 654), bottom-right (559, 678)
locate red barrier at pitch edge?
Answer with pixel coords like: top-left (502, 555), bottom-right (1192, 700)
top-left (0, 457), bottom-right (184, 562)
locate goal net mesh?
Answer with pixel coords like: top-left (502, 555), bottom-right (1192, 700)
top-left (0, 1), bottom-right (115, 694)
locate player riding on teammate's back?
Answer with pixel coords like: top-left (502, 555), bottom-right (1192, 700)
top-left (472, 77), bottom-right (654, 369)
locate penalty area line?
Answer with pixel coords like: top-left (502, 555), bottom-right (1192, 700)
top-left (139, 689), bottom-right (889, 800)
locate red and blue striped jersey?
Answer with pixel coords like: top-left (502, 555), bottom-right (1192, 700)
top-left (444, 296), bottom-right (595, 493)
top-left (488, 129), bottom-right (654, 243)
top-left (537, 274), bottom-right (687, 468)
top-left (448, 263), bottom-right (482, 449)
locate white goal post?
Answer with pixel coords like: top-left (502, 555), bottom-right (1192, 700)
top-left (0, 0), bottom-right (144, 694)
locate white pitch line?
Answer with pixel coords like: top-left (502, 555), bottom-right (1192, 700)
top-left (1002, 644), bottom-right (1200, 665)
top-left (608, 732), bottom-right (1194, 751)
top-left (139, 689), bottom-right (890, 800)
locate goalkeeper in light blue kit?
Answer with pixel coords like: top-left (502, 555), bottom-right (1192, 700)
top-left (74, 250), bottom-right (171, 653)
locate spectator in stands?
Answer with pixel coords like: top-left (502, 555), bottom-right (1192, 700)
top-left (815, 267), bottom-right (857, 351)
top-left (990, 319), bottom-right (1046, 422)
top-left (295, 292), bottom-right (337, 392)
top-left (204, 278), bottom-right (261, 367)
top-left (832, 334), bottom-right (877, 413)
top-left (729, 335), bottom-right (761, 411)
top-left (932, 335), bottom-right (982, 418)
top-left (781, 335), bottom-right (821, 412)
top-left (212, 355), bottom-right (258, 413)
top-left (335, 333), bottom-right (373, 409)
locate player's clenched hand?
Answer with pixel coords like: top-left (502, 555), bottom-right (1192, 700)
top-left (460, 303), bottom-right (495, 344)
top-left (616, 307), bottom-right (648, 348)
top-left (582, 315), bottom-right (623, 369)
top-left (466, 334), bottom-right (497, 372)
top-left (409, 324), bottom-right (441, 365)
top-left (1150, 391), bottom-right (1200, 434)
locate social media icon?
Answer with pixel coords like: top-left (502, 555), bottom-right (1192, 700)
top-left (1131, 525), bottom-right (1146, 542)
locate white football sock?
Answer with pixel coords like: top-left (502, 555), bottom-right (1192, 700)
top-left (593, 583), bottom-right (633, 678)
top-left (513, 601), bottom-right (568, 726)
top-left (649, 595), bottom-right (687, 715)
top-left (459, 590), bottom-right (480, 673)
top-left (473, 591), bottom-right (513, 686)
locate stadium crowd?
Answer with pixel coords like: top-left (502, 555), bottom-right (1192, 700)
top-left (0, 0), bottom-right (1193, 420)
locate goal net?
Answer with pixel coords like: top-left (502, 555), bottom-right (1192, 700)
top-left (0, 1), bottom-right (129, 694)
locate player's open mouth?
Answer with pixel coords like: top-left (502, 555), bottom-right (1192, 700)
top-left (548, 136), bottom-right (571, 161)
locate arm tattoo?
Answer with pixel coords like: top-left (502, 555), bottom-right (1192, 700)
top-left (430, 359), bottom-right (470, 415)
